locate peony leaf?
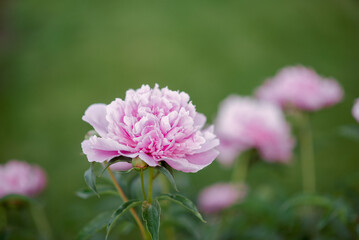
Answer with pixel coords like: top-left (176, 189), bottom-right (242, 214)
top-left (100, 156), bottom-right (133, 176)
top-left (281, 194), bottom-right (334, 211)
top-left (157, 194), bottom-right (206, 223)
top-left (106, 200), bottom-right (142, 240)
top-left (84, 162), bottom-right (99, 197)
top-left (156, 166), bottom-right (179, 192)
top-left (339, 125), bottom-right (359, 142)
top-left (142, 200), bottom-right (161, 240)
top-left (0, 194), bottom-right (36, 204)
top-left (76, 185), bottom-right (119, 199)
top-left (77, 211), bottom-right (112, 240)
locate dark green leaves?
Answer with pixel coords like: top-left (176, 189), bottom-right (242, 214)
top-left (157, 194), bottom-right (206, 223)
top-left (77, 212), bottom-right (112, 240)
top-left (76, 186), bottom-right (119, 199)
top-left (0, 194), bottom-right (36, 205)
top-left (106, 200), bottom-right (142, 240)
top-left (142, 200), bottom-right (161, 240)
top-left (156, 166), bottom-right (178, 192)
top-left (84, 162), bottom-right (99, 197)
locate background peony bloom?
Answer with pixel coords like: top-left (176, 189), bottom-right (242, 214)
top-left (0, 160), bottom-right (47, 198)
top-left (256, 66), bottom-right (343, 111)
top-left (198, 183), bottom-right (247, 214)
top-left (215, 96), bottom-right (294, 166)
top-left (81, 84), bottom-right (219, 173)
top-left (352, 98), bottom-right (359, 123)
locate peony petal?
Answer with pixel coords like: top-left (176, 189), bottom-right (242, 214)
top-left (186, 149), bottom-right (219, 168)
top-left (193, 126), bottom-right (220, 154)
top-left (81, 136), bottom-right (122, 162)
top-left (161, 157), bottom-right (200, 173)
top-left (138, 152), bottom-right (159, 167)
top-left (110, 162), bottom-right (133, 171)
top-left (82, 104), bottom-right (109, 137)
top-left (194, 113), bottom-right (206, 128)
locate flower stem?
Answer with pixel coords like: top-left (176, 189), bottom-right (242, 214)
top-left (299, 114), bottom-right (316, 193)
top-left (232, 150), bottom-right (250, 183)
top-left (147, 167), bottom-right (154, 204)
top-left (106, 167), bottom-right (147, 240)
top-left (30, 203), bottom-right (53, 240)
top-left (140, 169), bottom-right (147, 200)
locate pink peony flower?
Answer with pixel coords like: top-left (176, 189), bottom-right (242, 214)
top-left (215, 96), bottom-right (294, 166)
top-left (256, 66), bottom-right (343, 111)
top-left (352, 98), bottom-right (359, 123)
top-left (81, 84), bottom-right (219, 173)
top-left (0, 160), bottom-right (47, 198)
top-left (198, 183), bottom-right (247, 214)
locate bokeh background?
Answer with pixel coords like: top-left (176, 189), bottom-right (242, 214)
top-left (1, 0), bottom-right (359, 238)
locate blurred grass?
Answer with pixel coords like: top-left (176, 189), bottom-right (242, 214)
top-left (1, 0), bottom-right (359, 238)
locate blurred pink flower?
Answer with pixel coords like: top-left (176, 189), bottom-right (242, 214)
top-left (0, 160), bottom-right (47, 198)
top-left (215, 96), bottom-right (294, 165)
top-left (352, 98), bottom-right (359, 123)
top-left (198, 183), bottom-right (247, 214)
top-left (256, 66), bottom-right (343, 111)
top-left (81, 84), bottom-right (219, 173)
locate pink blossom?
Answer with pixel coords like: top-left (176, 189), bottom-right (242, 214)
top-left (0, 160), bottom-right (47, 198)
top-left (81, 84), bottom-right (219, 173)
top-left (256, 66), bottom-right (343, 111)
top-left (215, 96), bottom-right (294, 165)
top-left (352, 98), bottom-right (359, 123)
top-left (198, 183), bottom-right (247, 214)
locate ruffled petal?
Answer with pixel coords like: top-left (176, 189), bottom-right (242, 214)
top-left (138, 152), bottom-right (159, 167)
top-left (81, 136), bottom-right (122, 162)
top-left (82, 104), bottom-right (109, 137)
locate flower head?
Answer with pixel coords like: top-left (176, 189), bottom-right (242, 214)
top-left (198, 183), bottom-right (247, 214)
top-left (0, 160), bottom-right (47, 198)
top-left (215, 96), bottom-right (294, 166)
top-left (352, 98), bottom-right (359, 123)
top-left (81, 84), bottom-right (219, 173)
top-left (256, 66), bottom-right (343, 111)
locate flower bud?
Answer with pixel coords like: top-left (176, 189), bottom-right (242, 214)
top-left (132, 157), bottom-right (148, 170)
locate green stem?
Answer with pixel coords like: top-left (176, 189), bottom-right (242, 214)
top-left (299, 114), bottom-right (316, 193)
top-left (232, 151), bottom-right (250, 183)
top-left (30, 203), bottom-right (53, 240)
top-left (106, 167), bottom-right (147, 240)
top-left (148, 167), bottom-right (154, 204)
top-left (140, 169), bottom-right (147, 200)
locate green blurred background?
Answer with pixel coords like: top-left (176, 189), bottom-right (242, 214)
top-left (1, 0), bottom-right (359, 238)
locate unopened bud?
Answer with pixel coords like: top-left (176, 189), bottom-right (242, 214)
top-left (132, 157), bottom-right (148, 170)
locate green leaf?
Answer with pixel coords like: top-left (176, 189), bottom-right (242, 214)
top-left (84, 162), bottom-right (99, 197)
top-left (157, 194), bottom-right (206, 223)
top-left (156, 166), bottom-right (179, 192)
top-left (0, 194), bottom-right (36, 204)
top-left (76, 186), bottom-right (119, 199)
top-left (100, 156), bottom-right (133, 176)
top-left (77, 211), bottom-right (112, 240)
top-left (339, 125), bottom-right (359, 142)
top-left (106, 200), bottom-right (142, 240)
top-left (281, 194), bottom-right (333, 211)
top-left (142, 200), bottom-right (161, 240)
